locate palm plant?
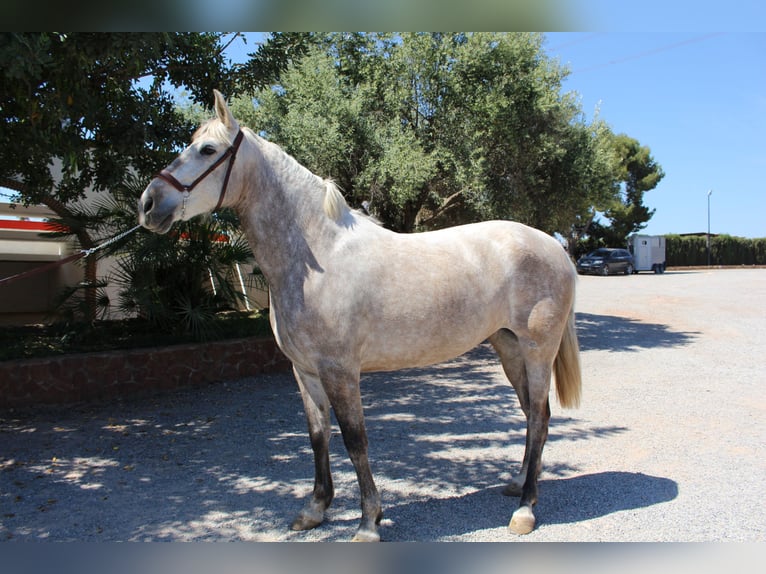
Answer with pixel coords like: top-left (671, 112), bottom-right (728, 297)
top-left (50, 173), bottom-right (265, 340)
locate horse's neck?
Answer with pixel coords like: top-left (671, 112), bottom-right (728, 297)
top-left (238, 141), bottom-right (336, 291)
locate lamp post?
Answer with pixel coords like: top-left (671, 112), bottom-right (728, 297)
top-left (707, 189), bottom-right (713, 266)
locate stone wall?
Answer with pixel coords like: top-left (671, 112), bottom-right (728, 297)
top-left (0, 337), bottom-right (291, 409)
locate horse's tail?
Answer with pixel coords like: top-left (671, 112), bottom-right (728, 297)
top-left (553, 305), bottom-right (582, 409)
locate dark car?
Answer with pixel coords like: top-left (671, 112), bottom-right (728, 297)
top-left (576, 248), bottom-right (634, 276)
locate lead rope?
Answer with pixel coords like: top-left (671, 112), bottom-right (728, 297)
top-left (0, 224), bottom-right (141, 287)
top-left (80, 224), bottom-right (142, 257)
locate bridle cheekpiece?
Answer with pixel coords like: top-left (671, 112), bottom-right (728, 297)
top-left (155, 129), bottom-right (245, 214)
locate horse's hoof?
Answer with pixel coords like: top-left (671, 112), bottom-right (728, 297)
top-left (351, 529), bottom-right (381, 542)
top-left (502, 482), bottom-right (523, 497)
top-left (290, 509), bottom-right (324, 531)
top-left (509, 506), bottom-right (536, 535)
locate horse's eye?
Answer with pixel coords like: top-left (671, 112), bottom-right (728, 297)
top-left (200, 145), bottom-right (217, 156)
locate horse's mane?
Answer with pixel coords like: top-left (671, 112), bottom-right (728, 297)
top-left (323, 180), bottom-right (351, 222)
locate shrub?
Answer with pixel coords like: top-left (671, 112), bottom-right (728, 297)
top-left (665, 234), bottom-right (766, 266)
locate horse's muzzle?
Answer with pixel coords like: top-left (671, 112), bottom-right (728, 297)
top-left (137, 187), bottom-right (176, 234)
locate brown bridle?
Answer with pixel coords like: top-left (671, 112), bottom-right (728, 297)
top-left (155, 130), bottom-right (245, 213)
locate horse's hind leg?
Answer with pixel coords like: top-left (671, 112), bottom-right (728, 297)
top-left (290, 367), bottom-right (335, 532)
top-left (489, 329), bottom-right (539, 496)
top-left (490, 329), bottom-right (529, 412)
top-left (490, 329), bottom-right (553, 535)
top-left (509, 356), bottom-right (552, 535)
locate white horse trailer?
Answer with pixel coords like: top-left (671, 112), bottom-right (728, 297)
top-left (628, 234), bottom-right (666, 273)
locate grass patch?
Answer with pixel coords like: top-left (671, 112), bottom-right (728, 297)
top-left (0, 310), bottom-right (273, 362)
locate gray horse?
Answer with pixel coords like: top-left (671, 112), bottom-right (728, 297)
top-left (138, 90), bottom-right (582, 541)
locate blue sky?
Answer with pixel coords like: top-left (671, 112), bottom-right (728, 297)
top-left (225, 31), bottom-right (765, 238)
top-left (544, 32), bottom-right (766, 238)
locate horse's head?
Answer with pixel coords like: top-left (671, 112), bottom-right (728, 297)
top-left (138, 90), bottom-right (243, 234)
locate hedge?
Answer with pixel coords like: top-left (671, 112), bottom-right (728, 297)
top-left (665, 234), bottom-right (766, 266)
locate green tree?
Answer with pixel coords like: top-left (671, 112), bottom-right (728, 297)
top-left (448, 33), bottom-right (619, 236)
top-left (0, 32), bottom-right (306, 323)
top-left (0, 32), bottom-right (230, 320)
top-left (0, 32), bottom-right (310, 207)
top-left (0, 33), bottom-right (232, 205)
top-left (362, 32), bottom-right (459, 231)
top-left (239, 32), bottom-right (618, 236)
top-left (242, 46), bottom-right (368, 194)
top-left (589, 133), bottom-right (665, 247)
top-left (563, 118), bottom-right (622, 257)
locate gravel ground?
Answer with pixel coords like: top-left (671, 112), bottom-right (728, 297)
top-left (1, 269), bottom-right (765, 543)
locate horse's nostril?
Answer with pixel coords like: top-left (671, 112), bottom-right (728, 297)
top-left (143, 197), bottom-right (154, 214)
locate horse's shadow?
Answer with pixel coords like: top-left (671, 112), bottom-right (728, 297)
top-left (576, 312), bottom-right (698, 352)
top-left (379, 471), bottom-right (678, 541)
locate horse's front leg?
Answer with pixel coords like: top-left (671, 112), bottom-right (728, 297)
top-left (321, 365), bottom-right (382, 542)
top-left (291, 367), bottom-right (334, 531)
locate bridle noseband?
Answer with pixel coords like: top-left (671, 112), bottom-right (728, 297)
top-left (155, 129), bottom-right (244, 214)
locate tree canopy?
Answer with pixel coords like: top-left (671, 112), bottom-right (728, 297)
top-left (0, 32), bottom-right (308, 323)
top-left (235, 32), bottom-right (641, 239)
top-left (0, 32), bottom-right (310, 206)
top-left (2, 33), bottom-right (219, 206)
top-left (596, 133), bottom-right (665, 245)
top-left (2, 32), bottom-right (663, 246)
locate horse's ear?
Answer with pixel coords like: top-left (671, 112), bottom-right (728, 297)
top-left (213, 89), bottom-right (238, 130)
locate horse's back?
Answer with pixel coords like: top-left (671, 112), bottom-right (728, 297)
top-left (380, 219), bottom-right (574, 293)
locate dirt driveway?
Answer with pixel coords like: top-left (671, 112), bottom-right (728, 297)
top-left (1, 269), bottom-right (765, 542)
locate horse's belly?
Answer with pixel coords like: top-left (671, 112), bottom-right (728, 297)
top-left (358, 310), bottom-right (501, 372)
top-left (360, 342), bottom-right (483, 372)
